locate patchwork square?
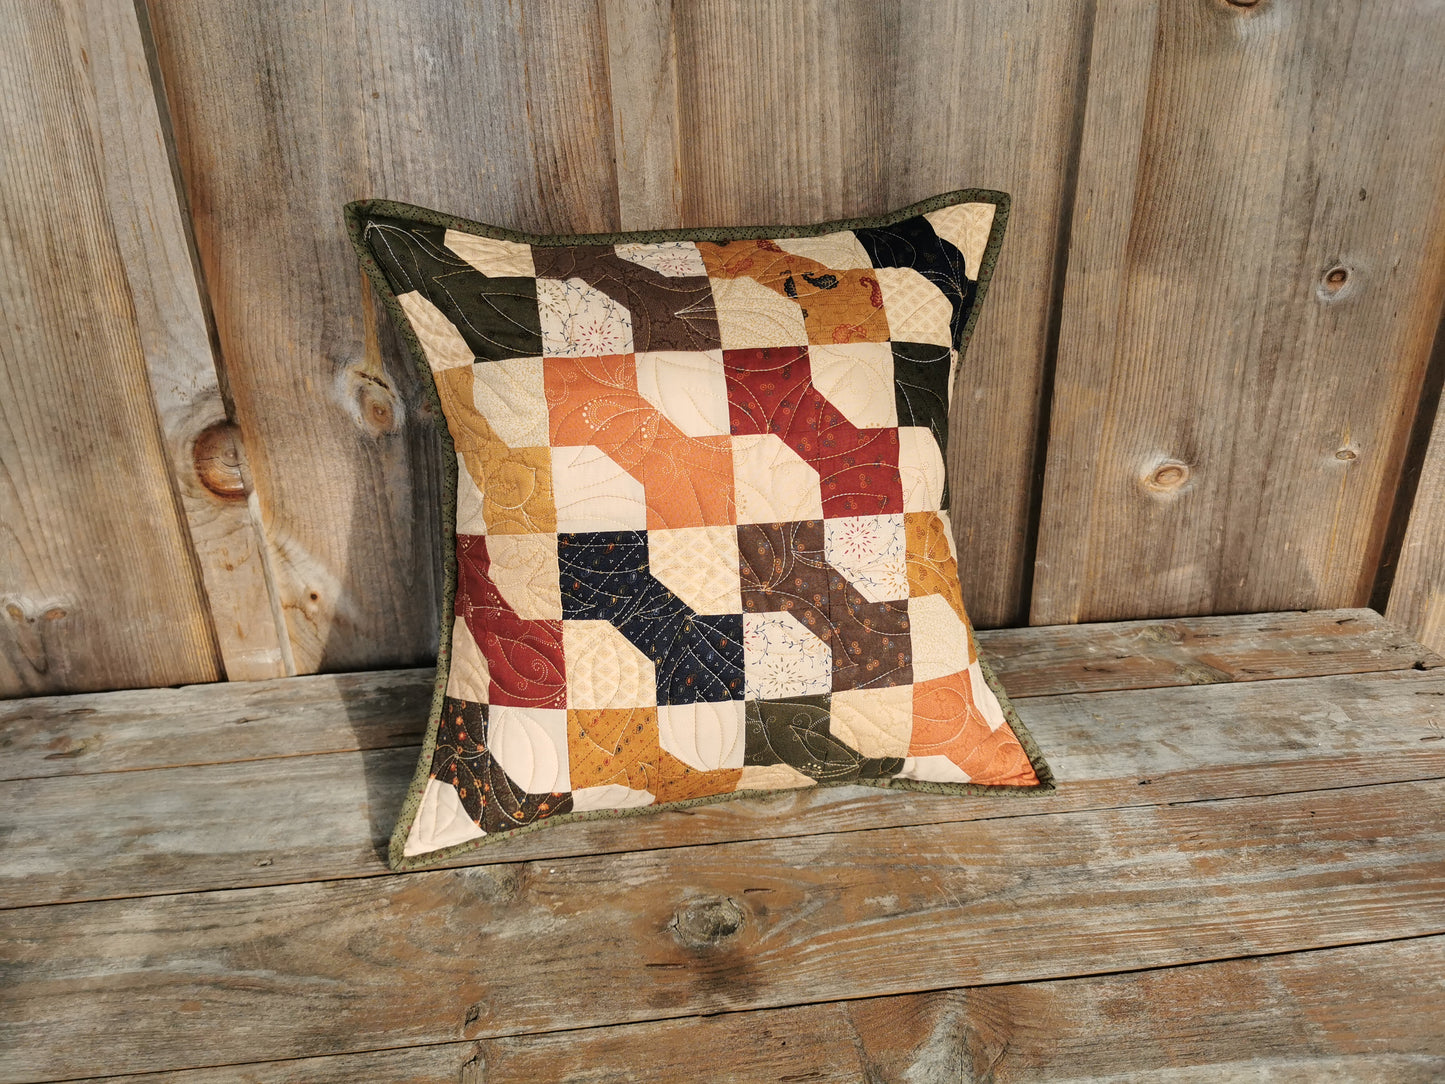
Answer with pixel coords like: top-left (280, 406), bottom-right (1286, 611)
top-left (348, 190), bottom-right (1053, 869)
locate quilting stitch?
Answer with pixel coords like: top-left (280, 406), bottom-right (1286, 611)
top-left (346, 190), bottom-right (1054, 868)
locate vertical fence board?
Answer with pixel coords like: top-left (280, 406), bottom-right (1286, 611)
top-left (0, 0), bottom-right (220, 696)
top-left (1388, 388), bottom-right (1445, 654)
top-left (145, 0), bottom-right (619, 674)
top-left (886, 0), bottom-right (1092, 628)
top-left (666, 0), bottom-right (1091, 627)
top-left (1033, 0), bottom-right (1445, 625)
top-left (80, 0), bottom-right (286, 680)
top-left (602, 0), bottom-right (684, 231)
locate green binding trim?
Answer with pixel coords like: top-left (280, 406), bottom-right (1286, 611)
top-left (343, 189), bottom-right (1050, 874)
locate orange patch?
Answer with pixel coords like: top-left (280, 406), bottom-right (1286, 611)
top-left (544, 354), bottom-right (650, 447)
top-left (798, 270), bottom-right (889, 345)
top-left (905, 511), bottom-right (969, 629)
top-left (567, 706), bottom-right (661, 792)
top-left (651, 750), bottom-right (743, 804)
top-left (544, 354), bottom-right (735, 528)
top-left (619, 435), bottom-right (734, 530)
top-left (693, 244), bottom-right (888, 344)
top-left (911, 671), bottom-right (1038, 786)
top-left (693, 239), bottom-right (780, 280)
top-left (436, 366), bottom-right (556, 534)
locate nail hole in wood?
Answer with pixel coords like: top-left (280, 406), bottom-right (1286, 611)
top-left (1335, 448), bottom-right (1358, 461)
top-left (1223, 0), bottom-right (1261, 7)
top-left (192, 421), bottom-right (249, 501)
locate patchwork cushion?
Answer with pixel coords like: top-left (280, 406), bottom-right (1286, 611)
top-left (346, 190), bottom-right (1053, 870)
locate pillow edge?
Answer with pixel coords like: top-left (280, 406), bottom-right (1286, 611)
top-left (343, 194), bottom-right (1032, 874)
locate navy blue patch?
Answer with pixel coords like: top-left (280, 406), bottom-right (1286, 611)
top-left (559, 532), bottom-right (745, 704)
top-left (852, 217), bottom-right (976, 346)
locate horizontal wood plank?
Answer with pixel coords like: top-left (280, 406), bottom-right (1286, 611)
top-left (68, 936), bottom-right (1444, 1083)
top-left (5, 666), bottom-right (1445, 907)
top-left (2, 780), bottom-right (1441, 1079)
top-left (3, 610), bottom-right (1435, 780)
top-left (982, 607), bottom-right (1442, 697)
top-left (0, 668), bottom-right (434, 781)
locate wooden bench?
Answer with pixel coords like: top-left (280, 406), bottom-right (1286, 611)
top-left (2, 607), bottom-right (1443, 1082)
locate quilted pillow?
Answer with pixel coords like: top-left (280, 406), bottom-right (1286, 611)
top-left (346, 190), bottom-right (1053, 870)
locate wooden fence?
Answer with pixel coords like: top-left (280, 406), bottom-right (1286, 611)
top-left (3, 0), bottom-right (1444, 697)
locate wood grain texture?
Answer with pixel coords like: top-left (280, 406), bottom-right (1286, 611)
top-left (1389, 394), bottom-right (1445, 655)
top-left (0, 667), bottom-right (433, 781)
top-left (0, 0), bottom-right (220, 696)
top-left (668, 0), bottom-right (1090, 626)
top-left (2, 779), bottom-right (1440, 1079)
top-left (982, 606), bottom-right (1442, 697)
top-left (1033, 0), bottom-right (1445, 625)
top-left (885, 0), bottom-right (1092, 629)
top-left (75, 936), bottom-right (1442, 1083)
top-left (5, 664), bottom-right (1444, 907)
top-left (144, 0), bottom-right (619, 676)
top-left (77, 0), bottom-right (286, 681)
top-left (0, 608), bottom-right (1427, 781)
top-left (601, 0), bottom-right (683, 230)
top-left (2, 609), bottom-right (1433, 781)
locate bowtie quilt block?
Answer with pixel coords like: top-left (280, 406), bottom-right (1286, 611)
top-left (347, 191), bottom-right (1053, 870)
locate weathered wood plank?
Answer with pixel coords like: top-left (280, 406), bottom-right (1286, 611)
top-left (983, 607), bottom-right (1442, 698)
top-left (1033, 0), bottom-right (1445, 624)
top-left (0, 0), bottom-right (221, 696)
top-left (73, 937), bottom-right (1443, 1083)
top-left (3, 610), bottom-right (1435, 781)
top-left (671, 0), bottom-right (1091, 627)
top-left (6, 666), bottom-right (1444, 907)
top-left (885, 0), bottom-right (1092, 629)
top-left (144, 0), bottom-right (618, 675)
top-left (601, 0), bottom-right (683, 231)
top-left (2, 780), bottom-right (1440, 1079)
top-left (1389, 385), bottom-right (1445, 657)
top-left (0, 668), bottom-right (433, 781)
top-left (78, 0), bottom-right (286, 680)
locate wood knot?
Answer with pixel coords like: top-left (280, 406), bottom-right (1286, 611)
top-left (1335, 447), bottom-right (1358, 462)
top-left (338, 365), bottom-right (402, 437)
top-left (3, 596), bottom-right (69, 674)
top-left (1318, 263), bottom-right (1354, 301)
top-left (357, 381), bottom-right (398, 434)
top-left (1143, 460), bottom-right (1191, 493)
top-left (192, 421), bottom-right (248, 500)
top-left (670, 896), bottom-right (746, 949)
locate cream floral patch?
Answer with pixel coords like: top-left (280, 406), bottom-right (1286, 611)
top-left (537, 278), bottom-right (634, 357)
